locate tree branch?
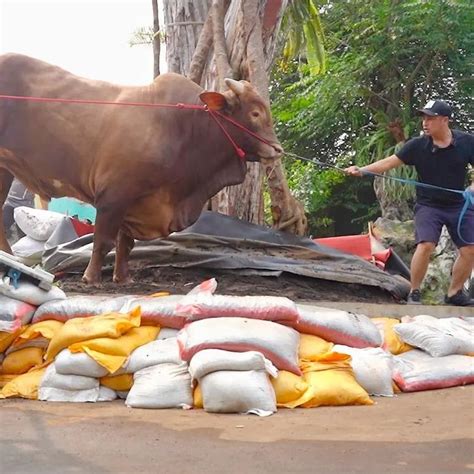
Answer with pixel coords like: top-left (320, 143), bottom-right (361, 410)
top-left (212, 0), bottom-right (234, 90)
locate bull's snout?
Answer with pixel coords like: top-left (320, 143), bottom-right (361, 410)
top-left (272, 143), bottom-right (284, 157)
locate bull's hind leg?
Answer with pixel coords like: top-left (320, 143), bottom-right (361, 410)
top-left (113, 230), bottom-right (135, 284)
top-left (82, 205), bottom-right (125, 285)
top-left (0, 168), bottom-right (14, 253)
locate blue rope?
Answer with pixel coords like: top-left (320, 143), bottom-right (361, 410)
top-left (284, 151), bottom-right (474, 245)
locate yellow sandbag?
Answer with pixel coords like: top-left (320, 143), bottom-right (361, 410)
top-left (1, 347), bottom-right (44, 375)
top-left (0, 368), bottom-right (46, 399)
top-left (69, 325), bottom-right (159, 373)
top-left (12, 320), bottom-right (64, 349)
top-left (271, 370), bottom-right (308, 407)
top-left (100, 373), bottom-right (134, 391)
top-left (299, 334), bottom-right (334, 361)
top-left (0, 374), bottom-right (17, 389)
top-left (0, 328), bottom-right (24, 353)
top-left (288, 352), bottom-right (373, 408)
top-left (193, 384), bottom-right (203, 409)
top-left (45, 307), bottom-right (141, 361)
top-left (372, 317), bottom-right (413, 355)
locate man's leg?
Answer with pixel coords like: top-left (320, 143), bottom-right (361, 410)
top-left (447, 245), bottom-right (474, 297)
top-left (410, 241), bottom-right (437, 291)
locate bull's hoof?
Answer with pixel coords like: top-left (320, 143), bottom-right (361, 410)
top-left (82, 273), bottom-right (102, 286)
top-left (113, 274), bottom-right (134, 285)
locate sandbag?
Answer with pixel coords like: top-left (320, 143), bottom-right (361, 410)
top-left (45, 307), bottom-right (141, 361)
top-left (98, 385), bottom-right (117, 402)
top-left (14, 206), bottom-right (66, 241)
top-left (69, 326), bottom-right (159, 373)
top-left (393, 349), bottom-right (474, 392)
top-left (7, 320), bottom-right (64, 354)
top-left (157, 328), bottom-right (179, 340)
top-left (124, 337), bottom-right (182, 374)
top-left (290, 352), bottom-right (373, 408)
top-left (41, 364), bottom-right (99, 391)
top-left (178, 317), bottom-right (300, 374)
top-left (271, 371), bottom-right (308, 407)
top-left (189, 349), bottom-right (277, 381)
top-left (0, 328), bottom-right (23, 353)
top-left (33, 295), bottom-right (133, 323)
top-left (372, 317), bottom-right (413, 355)
top-left (121, 295), bottom-right (186, 329)
top-left (1, 347), bottom-right (44, 375)
top-left (0, 295), bottom-right (36, 332)
top-left (333, 345), bottom-right (394, 396)
top-left (293, 305), bottom-right (382, 348)
top-left (0, 367), bottom-right (46, 399)
top-left (0, 278), bottom-right (66, 306)
top-left (200, 370), bottom-right (276, 415)
top-left (193, 384), bottom-right (203, 408)
top-left (176, 294), bottom-right (299, 324)
top-left (126, 362), bottom-right (193, 409)
top-left (100, 373), bottom-right (134, 391)
top-left (12, 236), bottom-right (46, 264)
top-left (55, 349), bottom-right (109, 378)
top-left (299, 334), bottom-right (334, 361)
top-left (394, 315), bottom-right (474, 357)
top-left (0, 374), bottom-right (17, 389)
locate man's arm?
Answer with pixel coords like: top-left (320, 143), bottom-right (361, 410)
top-left (345, 154), bottom-right (404, 177)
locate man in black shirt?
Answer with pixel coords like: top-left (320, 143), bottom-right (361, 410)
top-left (346, 100), bottom-right (474, 306)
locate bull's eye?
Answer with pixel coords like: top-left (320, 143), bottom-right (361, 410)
top-left (251, 111), bottom-right (260, 118)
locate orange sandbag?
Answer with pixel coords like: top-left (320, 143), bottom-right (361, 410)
top-left (100, 374), bottom-right (134, 391)
top-left (1, 347), bottom-right (44, 374)
top-left (0, 368), bottom-right (47, 399)
top-left (372, 317), bottom-right (413, 355)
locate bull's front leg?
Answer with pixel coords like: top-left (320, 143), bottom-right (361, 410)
top-left (113, 230), bottom-right (135, 284)
top-left (82, 206), bottom-right (125, 285)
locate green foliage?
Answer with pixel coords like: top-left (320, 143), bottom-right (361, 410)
top-left (280, 0), bottom-right (327, 74)
top-left (271, 0), bottom-right (473, 235)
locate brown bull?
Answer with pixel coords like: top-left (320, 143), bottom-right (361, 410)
top-left (0, 53), bottom-right (282, 284)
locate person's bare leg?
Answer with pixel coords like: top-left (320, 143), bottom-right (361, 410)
top-left (410, 242), bottom-right (436, 290)
top-left (447, 245), bottom-right (474, 297)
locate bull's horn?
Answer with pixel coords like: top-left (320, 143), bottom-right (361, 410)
top-left (224, 78), bottom-right (245, 96)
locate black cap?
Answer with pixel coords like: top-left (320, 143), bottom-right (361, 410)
top-left (417, 100), bottom-right (452, 118)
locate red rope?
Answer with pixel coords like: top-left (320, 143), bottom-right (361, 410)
top-left (0, 94), bottom-right (278, 160)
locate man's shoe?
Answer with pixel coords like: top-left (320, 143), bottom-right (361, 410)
top-left (407, 289), bottom-right (422, 305)
top-left (444, 290), bottom-right (474, 307)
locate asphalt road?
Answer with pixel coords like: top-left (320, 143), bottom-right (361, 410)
top-left (1, 386), bottom-right (473, 474)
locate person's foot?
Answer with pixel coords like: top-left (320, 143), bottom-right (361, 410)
top-left (444, 290), bottom-right (474, 307)
top-left (407, 289), bottom-right (422, 305)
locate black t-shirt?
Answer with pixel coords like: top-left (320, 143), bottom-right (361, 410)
top-left (396, 130), bottom-right (474, 207)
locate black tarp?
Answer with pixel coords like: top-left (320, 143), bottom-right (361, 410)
top-left (42, 211), bottom-right (410, 299)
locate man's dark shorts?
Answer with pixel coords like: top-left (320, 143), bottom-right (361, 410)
top-left (414, 203), bottom-right (474, 248)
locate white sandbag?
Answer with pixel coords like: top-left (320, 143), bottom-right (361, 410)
top-left (157, 328), bottom-right (179, 340)
top-left (12, 236), bottom-right (46, 264)
top-left (33, 295), bottom-right (133, 323)
top-left (121, 295), bottom-right (186, 329)
top-left (293, 305), bottom-right (382, 348)
top-left (98, 386), bottom-right (117, 402)
top-left (14, 206), bottom-right (66, 241)
top-left (41, 364), bottom-right (99, 391)
top-left (178, 317), bottom-right (301, 374)
top-left (189, 349), bottom-right (278, 381)
top-left (394, 315), bottom-right (474, 357)
top-left (0, 278), bottom-right (66, 306)
top-left (200, 370), bottom-right (276, 415)
top-left (126, 362), bottom-right (193, 409)
top-left (124, 338), bottom-right (182, 374)
top-left (55, 349), bottom-right (109, 378)
top-left (38, 386), bottom-right (101, 402)
top-left (5, 337), bottom-right (49, 355)
top-left (0, 295), bottom-right (36, 332)
top-left (393, 349), bottom-right (474, 392)
top-left (333, 345), bottom-right (394, 397)
top-left (176, 293), bottom-right (299, 324)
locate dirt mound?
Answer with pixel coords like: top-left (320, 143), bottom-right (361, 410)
top-left (57, 264), bottom-right (397, 303)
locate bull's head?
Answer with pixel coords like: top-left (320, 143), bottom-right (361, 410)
top-left (199, 78), bottom-right (283, 162)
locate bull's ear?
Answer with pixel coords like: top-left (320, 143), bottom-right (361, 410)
top-left (199, 91), bottom-right (227, 111)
